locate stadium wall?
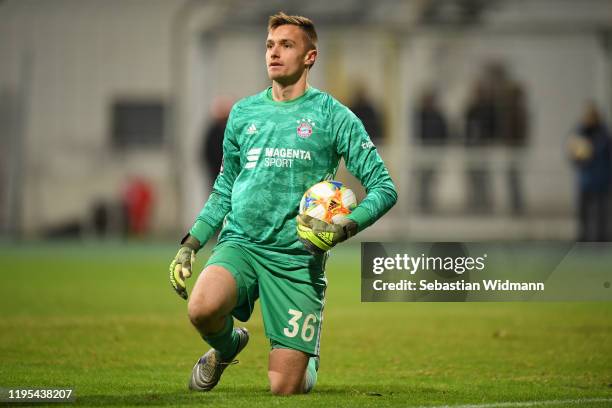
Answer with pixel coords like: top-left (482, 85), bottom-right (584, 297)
top-left (0, 0), bottom-right (185, 237)
top-left (1, 0), bottom-right (610, 240)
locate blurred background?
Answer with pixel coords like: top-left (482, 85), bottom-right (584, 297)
top-left (1, 0), bottom-right (612, 243)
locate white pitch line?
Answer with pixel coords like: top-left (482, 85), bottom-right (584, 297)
top-left (414, 397), bottom-right (612, 408)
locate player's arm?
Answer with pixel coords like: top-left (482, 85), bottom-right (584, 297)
top-left (169, 107), bottom-right (241, 299)
top-left (297, 105), bottom-right (397, 253)
top-left (334, 106), bottom-right (398, 231)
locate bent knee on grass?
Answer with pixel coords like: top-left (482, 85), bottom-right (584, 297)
top-left (268, 377), bottom-right (305, 395)
top-left (268, 348), bottom-right (310, 395)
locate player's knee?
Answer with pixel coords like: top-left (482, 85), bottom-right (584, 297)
top-left (268, 374), bottom-right (304, 396)
top-left (187, 299), bottom-right (223, 329)
top-left (269, 382), bottom-right (303, 396)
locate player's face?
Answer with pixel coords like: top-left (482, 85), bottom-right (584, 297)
top-left (266, 25), bottom-right (316, 84)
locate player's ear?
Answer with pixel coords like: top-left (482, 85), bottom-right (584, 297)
top-left (305, 48), bottom-right (317, 68)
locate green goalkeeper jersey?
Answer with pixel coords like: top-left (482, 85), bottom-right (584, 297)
top-left (190, 86), bottom-right (397, 259)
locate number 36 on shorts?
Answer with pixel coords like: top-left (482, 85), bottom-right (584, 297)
top-left (283, 309), bottom-right (317, 342)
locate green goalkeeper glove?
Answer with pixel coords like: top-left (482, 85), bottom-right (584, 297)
top-left (296, 214), bottom-right (358, 254)
top-left (169, 235), bottom-right (201, 300)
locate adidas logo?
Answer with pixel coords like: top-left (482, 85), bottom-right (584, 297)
top-left (317, 231), bottom-right (334, 245)
top-left (246, 123), bottom-right (258, 135)
top-left (245, 147), bottom-right (261, 169)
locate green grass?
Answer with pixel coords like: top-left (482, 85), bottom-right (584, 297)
top-left (0, 241), bottom-right (611, 407)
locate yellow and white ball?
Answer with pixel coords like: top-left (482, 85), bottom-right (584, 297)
top-left (299, 181), bottom-right (357, 223)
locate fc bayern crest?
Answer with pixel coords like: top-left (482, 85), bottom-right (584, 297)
top-left (296, 118), bottom-right (315, 138)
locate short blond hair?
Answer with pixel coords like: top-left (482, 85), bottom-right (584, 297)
top-left (268, 11), bottom-right (318, 51)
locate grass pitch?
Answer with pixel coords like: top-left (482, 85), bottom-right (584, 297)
top-left (0, 242), bottom-right (611, 407)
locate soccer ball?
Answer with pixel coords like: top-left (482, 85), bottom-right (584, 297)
top-left (299, 180), bottom-right (357, 223)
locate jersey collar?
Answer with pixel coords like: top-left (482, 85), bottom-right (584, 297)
top-left (264, 86), bottom-right (315, 106)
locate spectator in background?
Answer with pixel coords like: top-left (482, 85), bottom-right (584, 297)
top-left (463, 62), bottom-right (530, 215)
top-left (568, 102), bottom-right (611, 241)
top-left (349, 84), bottom-right (383, 145)
top-left (463, 81), bottom-right (495, 213)
top-left (501, 82), bottom-right (529, 215)
top-left (200, 97), bottom-right (233, 189)
top-left (414, 89), bottom-right (449, 213)
top-left (122, 177), bottom-right (154, 237)
top-left (499, 82), bottom-right (528, 147)
top-left (415, 89), bottom-right (449, 145)
top-left (464, 80), bottom-right (497, 146)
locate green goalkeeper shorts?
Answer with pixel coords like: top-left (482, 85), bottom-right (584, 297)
top-left (204, 241), bottom-right (327, 356)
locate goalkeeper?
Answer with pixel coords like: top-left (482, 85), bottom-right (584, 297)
top-left (169, 11), bottom-right (397, 395)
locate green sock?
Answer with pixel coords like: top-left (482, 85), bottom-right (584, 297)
top-left (304, 357), bottom-right (318, 393)
top-left (202, 316), bottom-right (240, 361)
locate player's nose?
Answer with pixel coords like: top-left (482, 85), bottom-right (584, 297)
top-left (268, 44), bottom-right (281, 57)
